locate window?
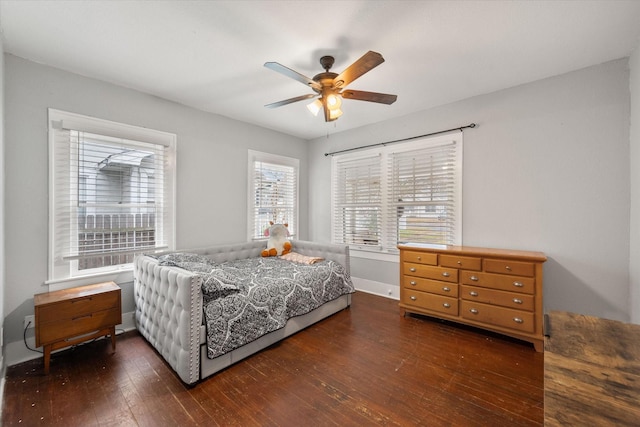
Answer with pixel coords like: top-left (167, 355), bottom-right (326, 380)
top-left (331, 132), bottom-right (462, 253)
top-left (48, 109), bottom-right (176, 282)
top-left (248, 150), bottom-right (298, 240)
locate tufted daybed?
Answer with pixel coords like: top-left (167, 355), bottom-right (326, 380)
top-left (133, 240), bottom-right (353, 385)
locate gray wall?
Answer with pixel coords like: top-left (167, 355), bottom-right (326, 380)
top-left (631, 46), bottom-right (640, 324)
top-left (309, 58), bottom-right (633, 323)
top-left (2, 54), bottom-right (307, 347)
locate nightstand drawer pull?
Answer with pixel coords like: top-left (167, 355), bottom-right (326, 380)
top-left (443, 303), bottom-right (451, 308)
top-left (469, 308), bottom-right (479, 314)
top-left (469, 291), bottom-right (478, 297)
top-left (470, 275), bottom-right (479, 281)
top-left (442, 287), bottom-right (451, 292)
top-left (442, 272), bottom-right (450, 277)
top-left (513, 317), bottom-right (524, 324)
top-left (410, 281), bottom-right (417, 286)
top-left (72, 297), bottom-right (93, 303)
top-left (72, 314), bottom-right (93, 321)
top-left (410, 296), bottom-right (417, 301)
top-left (410, 267), bottom-right (417, 272)
top-left (513, 298), bottom-right (523, 304)
top-left (513, 281), bottom-right (524, 287)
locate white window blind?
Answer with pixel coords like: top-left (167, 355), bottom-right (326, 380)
top-left (331, 133), bottom-right (462, 253)
top-left (331, 154), bottom-right (382, 248)
top-left (248, 150), bottom-right (298, 240)
top-left (49, 109), bottom-right (176, 281)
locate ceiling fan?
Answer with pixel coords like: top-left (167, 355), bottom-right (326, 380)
top-left (264, 51), bottom-right (397, 122)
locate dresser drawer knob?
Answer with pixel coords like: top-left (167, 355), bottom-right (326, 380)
top-left (410, 281), bottom-right (417, 286)
top-left (513, 281), bottom-right (524, 288)
top-left (443, 303), bottom-right (451, 308)
top-left (442, 272), bottom-right (450, 277)
top-left (470, 275), bottom-right (479, 281)
top-left (410, 267), bottom-right (417, 272)
top-left (469, 308), bottom-right (479, 314)
top-left (410, 296), bottom-right (417, 301)
top-left (513, 317), bottom-right (524, 324)
top-left (442, 287), bottom-right (451, 292)
top-left (457, 261), bottom-right (462, 265)
top-left (469, 291), bottom-right (478, 297)
top-left (513, 298), bottom-right (523, 304)
top-left (417, 256), bottom-right (422, 261)
top-left (506, 266), bottom-right (512, 271)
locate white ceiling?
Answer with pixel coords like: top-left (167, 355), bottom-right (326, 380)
top-left (2, 0), bottom-right (640, 140)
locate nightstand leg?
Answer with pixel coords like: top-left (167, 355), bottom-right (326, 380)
top-left (110, 326), bottom-right (117, 351)
top-left (43, 345), bottom-right (51, 374)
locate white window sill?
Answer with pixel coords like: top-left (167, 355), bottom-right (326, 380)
top-left (45, 268), bottom-right (134, 291)
top-left (349, 248), bottom-right (399, 263)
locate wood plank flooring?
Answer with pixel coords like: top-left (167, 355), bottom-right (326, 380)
top-left (2, 292), bottom-right (543, 426)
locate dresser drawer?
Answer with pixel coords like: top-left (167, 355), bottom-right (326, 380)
top-left (37, 307), bottom-right (121, 345)
top-left (459, 271), bottom-right (534, 294)
top-left (402, 250), bottom-right (438, 265)
top-left (439, 254), bottom-right (482, 271)
top-left (403, 263), bottom-right (458, 283)
top-left (37, 291), bottom-right (121, 323)
top-left (461, 285), bottom-right (534, 311)
top-left (483, 259), bottom-right (535, 277)
top-left (460, 301), bottom-right (535, 333)
top-left (402, 289), bottom-right (459, 315)
top-left (404, 275), bottom-right (458, 297)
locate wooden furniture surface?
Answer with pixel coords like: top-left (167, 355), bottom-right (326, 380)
top-left (398, 243), bottom-right (547, 351)
top-left (544, 311), bottom-right (640, 426)
top-left (34, 281), bottom-right (122, 374)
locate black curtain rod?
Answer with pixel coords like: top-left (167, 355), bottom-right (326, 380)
top-left (324, 123), bottom-right (476, 156)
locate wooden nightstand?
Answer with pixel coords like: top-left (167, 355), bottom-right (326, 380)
top-left (34, 281), bottom-right (122, 374)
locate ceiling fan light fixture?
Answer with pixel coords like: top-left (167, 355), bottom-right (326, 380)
top-left (329, 108), bottom-right (343, 120)
top-left (307, 99), bottom-right (322, 116)
top-left (326, 93), bottom-right (342, 110)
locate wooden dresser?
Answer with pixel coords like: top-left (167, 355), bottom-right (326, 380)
top-left (398, 243), bottom-right (546, 351)
top-left (34, 281), bottom-right (122, 373)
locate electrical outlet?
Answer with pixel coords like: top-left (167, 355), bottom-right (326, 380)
top-left (24, 315), bottom-right (35, 330)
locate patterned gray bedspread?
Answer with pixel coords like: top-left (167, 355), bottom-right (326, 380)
top-left (156, 254), bottom-right (354, 359)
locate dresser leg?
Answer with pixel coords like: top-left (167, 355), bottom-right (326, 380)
top-left (43, 345), bottom-right (51, 374)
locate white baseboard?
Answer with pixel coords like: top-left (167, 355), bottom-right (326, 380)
top-left (4, 310), bottom-right (137, 368)
top-left (352, 276), bottom-right (399, 300)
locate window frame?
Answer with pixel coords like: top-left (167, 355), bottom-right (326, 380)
top-left (331, 132), bottom-right (463, 256)
top-left (247, 150), bottom-right (299, 241)
top-left (47, 109), bottom-right (176, 288)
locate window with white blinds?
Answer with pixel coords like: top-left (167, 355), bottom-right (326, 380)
top-left (248, 150), bottom-right (299, 240)
top-left (48, 109), bottom-right (176, 281)
top-left (331, 132), bottom-right (462, 253)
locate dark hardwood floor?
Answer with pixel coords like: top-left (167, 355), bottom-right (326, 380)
top-left (2, 292), bottom-right (543, 426)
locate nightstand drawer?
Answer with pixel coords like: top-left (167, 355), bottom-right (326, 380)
top-left (37, 307), bottom-right (121, 345)
top-left (37, 291), bottom-right (120, 323)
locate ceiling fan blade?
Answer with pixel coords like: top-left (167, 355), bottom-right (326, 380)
top-left (265, 94), bottom-right (316, 109)
top-left (264, 62), bottom-right (322, 91)
top-left (332, 51), bottom-right (385, 89)
top-left (341, 90), bottom-right (397, 105)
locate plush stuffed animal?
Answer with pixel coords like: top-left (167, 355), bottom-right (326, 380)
top-left (261, 222), bottom-right (292, 257)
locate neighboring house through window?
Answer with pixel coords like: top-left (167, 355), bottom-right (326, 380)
top-left (248, 150), bottom-right (299, 240)
top-left (48, 109), bottom-right (176, 284)
top-left (331, 132), bottom-right (463, 254)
